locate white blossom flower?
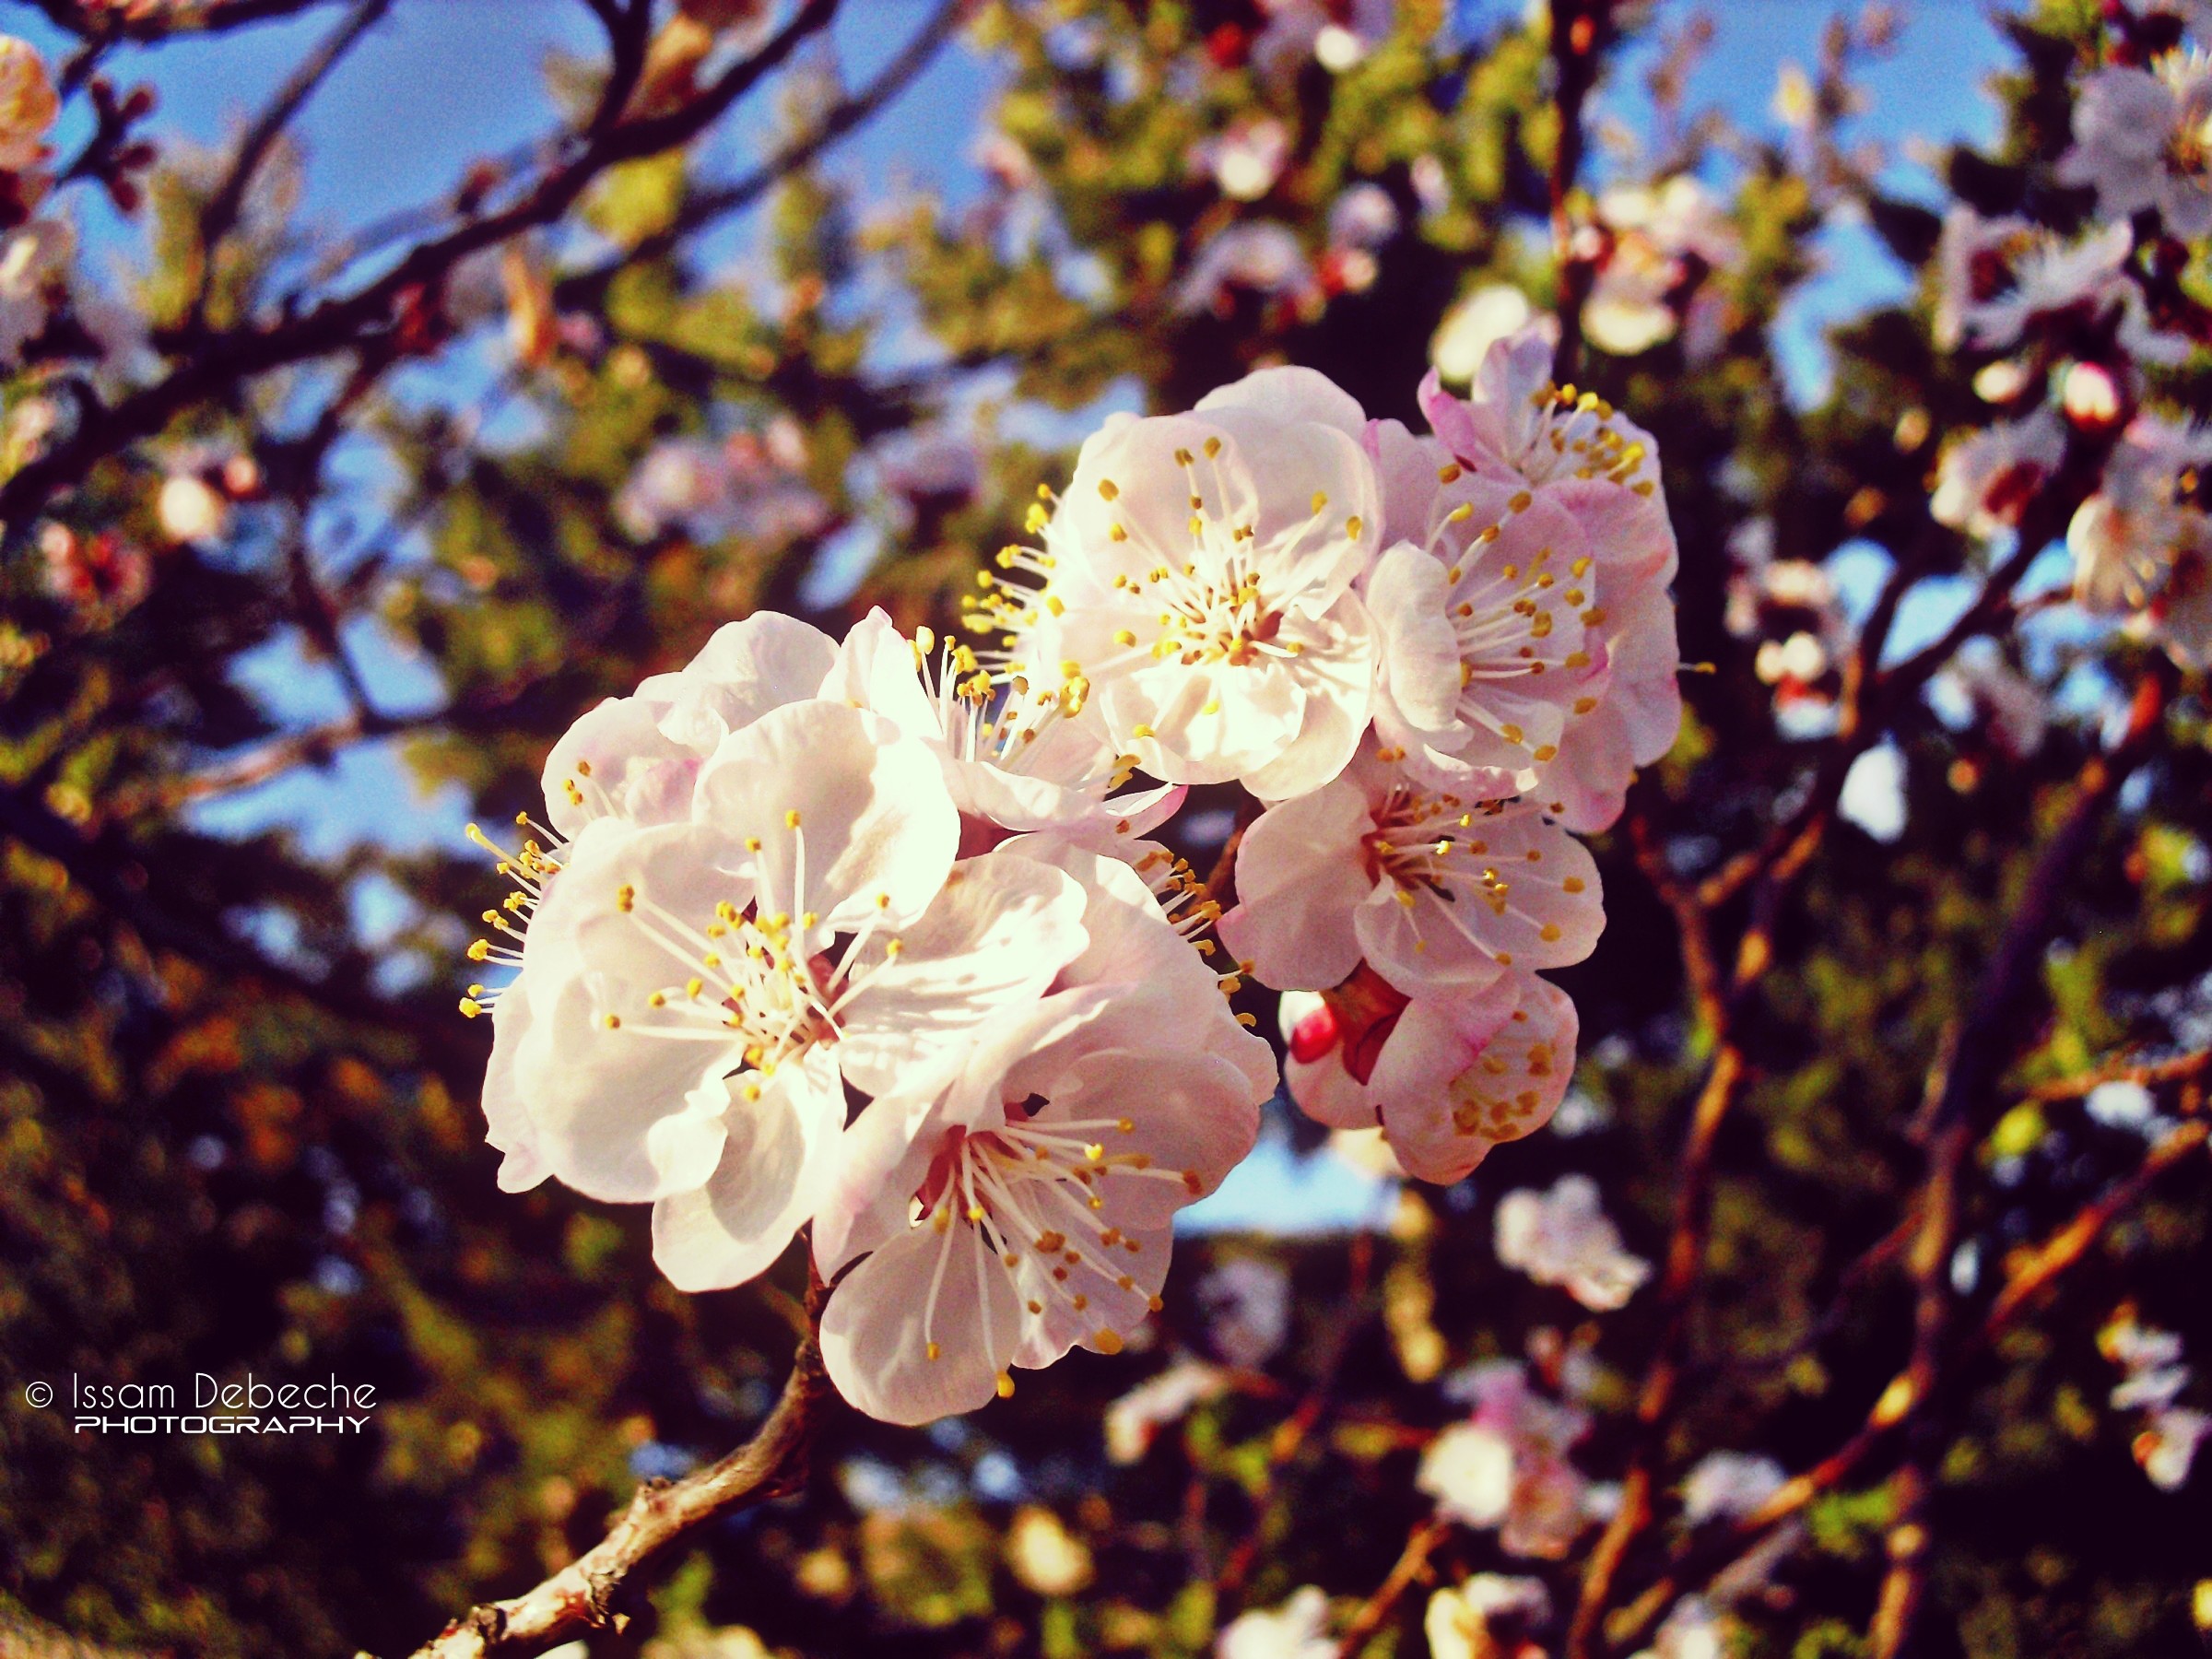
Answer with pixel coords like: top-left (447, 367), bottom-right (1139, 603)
top-left (1419, 1360), bottom-right (1598, 1558)
top-left (1276, 968), bottom-right (1578, 1186)
top-left (0, 37), bottom-right (56, 174)
top-left (975, 368), bottom-right (1381, 800)
top-left (1679, 1451), bottom-right (1788, 1526)
top-left (616, 427), bottom-right (823, 543)
top-left (1327, 182), bottom-right (1399, 251)
top-left (1425, 1574), bottom-right (1550, 1659)
top-left (1194, 117), bottom-right (1290, 202)
top-left (811, 839), bottom-right (1271, 1423)
top-left (2139, 1406), bottom-right (2210, 1488)
top-left (1493, 1174), bottom-right (1651, 1311)
top-left (1583, 177), bottom-right (1742, 359)
top-left (1940, 644), bottom-right (2048, 759)
top-left (2068, 415), bottom-right (2212, 667)
top-left (472, 695), bottom-right (1088, 1272)
top-left (1198, 1257), bottom-right (1292, 1368)
top-left (2058, 52), bottom-right (2212, 240)
top-left (1250, 0), bottom-right (1394, 83)
top-left (1929, 409), bottom-right (2065, 538)
top-left (1416, 328), bottom-right (1681, 830)
top-left (156, 475), bottom-right (229, 546)
top-left (1216, 1585), bottom-right (1335, 1659)
top-left (1363, 435), bottom-right (1612, 798)
top-left (1105, 1356), bottom-right (1230, 1463)
top-left (1220, 743), bottom-right (1603, 997)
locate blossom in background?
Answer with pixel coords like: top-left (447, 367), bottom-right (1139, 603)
top-left (979, 367), bottom-right (1380, 799)
top-left (1249, 0), bottom-right (1394, 83)
top-left (1932, 209), bottom-right (2184, 366)
top-left (1930, 409), bottom-right (2065, 539)
top-left (1939, 644), bottom-right (2048, 759)
top-left (0, 36), bottom-right (57, 177)
top-left (1221, 743), bottom-right (1603, 996)
top-left (2068, 415), bottom-right (2212, 669)
top-left (1198, 1256), bottom-right (1293, 1368)
top-left (1582, 176), bottom-right (1743, 359)
top-left (616, 420), bottom-right (823, 544)
top-left (1193, 116), bottom-right (1290, 202)
top-left (2101, 1310), bottom-right (2208, 1489)
top-left (1419, 1360), bottom-right (1599, 1558)
top-left (1175, 220), bottom-right (1321, 316)
top-left (1631, 1597), bottom-right (1727, 1659)
top-left (1679, 1451), bottom-right (1788, 1526)
top-left (155, 474), bottom-right (228, 546)
top-left (1493, 1174), bottom-right (1651, 1311)
top-left (0, 216), bottom-right (67, 366)
top-left (1431, 284), bottom-right (1546, 385)
top-left (1324, 181), bottom-right (1398, 293)
top-left (1425, 1574), bottom-right (1550, 1659)
top-left (1005, 1505), bottom-right (1094, 1597)
top-left (1216, 1585), bottom-right (1335, 1659)
top-left (1274, 966), bottom-right (1580, 1186)
top-left (1724, 517), bottom-right (1853, 717)
top-left (40, 524), bottom-right (150, 618)
top-left (2057, 49), bottom-right (2212, 240)
top-left (1105, 1357), bottom-right (1230, 1463)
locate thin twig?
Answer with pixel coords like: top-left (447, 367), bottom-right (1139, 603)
top-left (1332, 1517), bottom-right (1450, 1659)
top-left (407, 1284), bottom-right (834, 1659)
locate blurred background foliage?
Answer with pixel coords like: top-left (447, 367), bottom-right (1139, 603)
top-left (0, 2), bottom-right (2207, 1656)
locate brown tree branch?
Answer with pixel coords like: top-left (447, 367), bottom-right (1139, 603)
top-left (406, 1288), bottom-right (834, 1659)
top-left (1332, 1517), bottom-right (1449, 1659)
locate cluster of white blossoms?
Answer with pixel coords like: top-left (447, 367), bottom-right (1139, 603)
top-left (465, 324), bottom-right (1678, 1425)
top-left (1925, 5), bottom-right (2212, 672)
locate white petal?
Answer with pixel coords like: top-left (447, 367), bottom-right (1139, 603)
top-left (836, 849), bottom-right (1090, 1095)
top-left (1196, 364), bottom-right (1370, 440)
top-left (481, 976), bottom-right (549, 1192)
top-left (693, 699), bottom-right (959, 944)
top-left (1218, 781), bottom-right (1373, 991)
top-left (819, 1218), bottom-right (1024, 1425)
top-left (651, 1048), bottom-right (844, 1291)
top-left (1242, 594), bottom-right (1376, 801)
top-left (1366, 541), bottom-right (1464, 733)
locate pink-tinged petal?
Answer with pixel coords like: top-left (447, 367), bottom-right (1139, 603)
top-left (693, 700), bottom-right (959, 943)
top-left (1420, 366), bottom-right (1505, 465)
top-left (1006, 837), bottom-right (1277, 1099)
top-left (1366, 418), bottom-right (1449, 547)
top-left (1241, 594), bottom-right (1376, 800)
top-left (836, 849), bottom-right (1090, 1096)
top-left (1034, 1048), bottom-right (1260, 1232)
top-left (1285, 1050), bottom-right (1377, 1129)
top-left (1218, 781), bottom-right (1373, 991)
top-left (1542, 701), bottom-right (1637, 833)
top-left (1367, 541), bottom-right (1463, 734)
top-left (1101, 654), bottom-right (1305, 787)
top-left (650, 1048), bottom-right (844, 1291)
top-left (1356, 880), bottom-right (1507, 994)
top-left (820, 1219), bottom-right (1023, 1425)
top-left (1196, 364), bottom-right (1370, 440)
top-left (1378, 975), bottom-right (1576, 1184)
top-left (1546, 476), bottom-right (1677, 589)
top-left (1011, 1224), bottom-right (1171, 1371)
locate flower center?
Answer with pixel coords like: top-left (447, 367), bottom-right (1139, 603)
top-left (908, 1102), bottom-right (1200, 1397)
